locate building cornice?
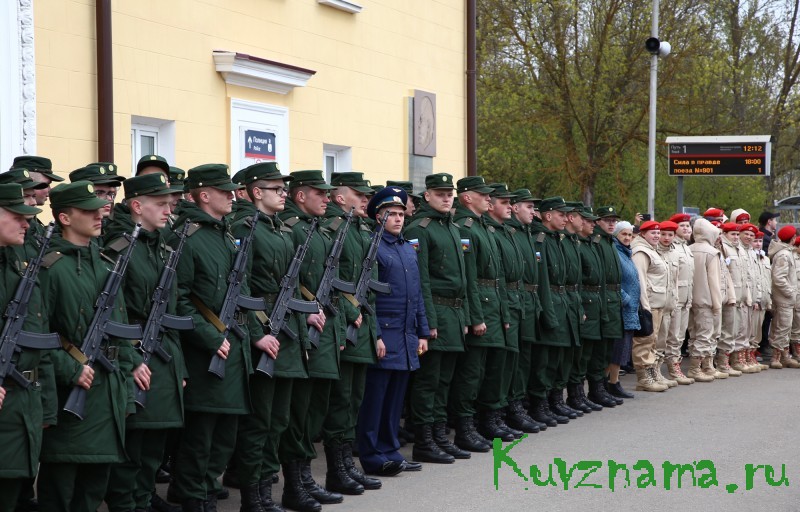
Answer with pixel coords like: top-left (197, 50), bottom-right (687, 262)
top-left (213, 51), bottom-right (316, 95)
top-left (317, 0), bottom-right (363, 14)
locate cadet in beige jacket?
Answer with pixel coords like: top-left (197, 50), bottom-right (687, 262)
top-left (767, 226), bottom-right (798, 368)
top-left (751, 230), bottom-right (771, 371)
top-left (667, 214), bottom-right (695, 384)
top-left (715, 223), bottom-right (745, 376)
top-left (788, 237), bottom-right (800, 366)
top-left (655, 221), bottom-right (685, 386)
top-left (731, 223), bottom-right (759, 373)
top-left (631, 221), bottom-right (670, 392)
top-left (687, 219), bottom-right (723, 382)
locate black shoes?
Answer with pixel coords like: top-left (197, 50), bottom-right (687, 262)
top-left (548, 389), bottom-right (579, 419)
top-left (150, 494), bottom-right (180, 512)
top-left (477, 410), bottom-right (515, 442)
top-left (281, 460), bottom-right (322, 512)
top-left (606, 380), bottom-right (635, 399)
top-left (401, 460), bottom-right (422, 471)
top-left (412, 424), bottom-right (455, 464)
top-left (432, 421), bottom-right (471, 459)
top-left (566, 384), bottom-right (593, 414)
top-left (454, 416), bottom-right (491, 452)
top-left (528, 397), bottom-right (558, 427)
top-left (589, 379), bottom-right (620, 407)
top-left (257, 478), bottom-right (284, 512)
top-left (240, 482), bottom-right (268, 512)
top-left (323, 442), bottom-right (364, 495)
top-left (365, 460), bottom-right (405, 477)
top-left (341, 442), bottom-right (382, 490)
top-left (506, 401), bottom-right (544, 433)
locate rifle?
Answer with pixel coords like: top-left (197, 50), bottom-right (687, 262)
top-left (206, 213), bottom-right (268, 379)
top-left (307, 208), bottom-right (356, 348)
top-left (345, 211), bottom-right (391, 345)
top-left (63, 224), bottom-right (144, 420)
top-left (0, 223), bottom-right (61, 389)
top-left (255, 218), bottom-right (320, 376)
top-left (133, 222), bottom-right (196, 407)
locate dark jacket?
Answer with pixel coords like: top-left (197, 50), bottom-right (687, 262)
top-left (614, 238), bottom-right (641, 331)
top-left (374, 231), bottom-right (429, 371)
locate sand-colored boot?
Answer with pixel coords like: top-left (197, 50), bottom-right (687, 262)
top-left (780, 348), bottom-right (800, 368)
top-left (729, 350), bottom-right (747, 372)
top-left (770, 349), bottom-right (784, 369)
top-left (653, 356), bottom-right (677, 388)
top-left (737, 351), bottom-right (758, 374)
top-left (704, 355), bottom-right (728, 379)
top-left (687, 356), bottom-right (714, 382)
top-left (715, 351), bottom-right (741, 377)
top-left (667, 358), bottom-right (694, 385)
top-left (743, 350), bottom-right (761, 373)
top-left (635, 366), bottom-right (668, 392)
top-left (749, 349), bottom-right (767, 371)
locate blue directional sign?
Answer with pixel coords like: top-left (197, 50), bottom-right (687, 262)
top-left (244, 130), bottom-right (276, 161)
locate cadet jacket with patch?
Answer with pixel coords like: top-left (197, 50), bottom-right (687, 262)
top-left (39, 237), bottom-right (137, 463)
top-left (104, 209), bottom-right (187, 429)
top-left (656, 243), bottom-right (680, 312)
top-left (631, 236), bottom-right (670, 311)
top-left (752, 247), bottom-right (771, 309)
top-left (404, 204), bottom-right (467, 352)
top-left (689, 219), bottom-right (723, 311)
top-left (718, 236), bottom-right (747, 305)
top-left (672, 237), bottom-right (694, 308)
top-left (768, 240), bottom-right (795, 306)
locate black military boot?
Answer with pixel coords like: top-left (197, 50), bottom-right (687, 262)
top-left (577, 381), bottom-right (603, 411)
top-left (495, 410), bottom-right (523, 439)
top-left (299, 459), bottom-right (343, 504)
top-left (566, 383), bottom-right (592, 414)
top-left (454, 416), bottom-right (491, 452)
top-left (588, 379), bottom-right (618, 407)
top-left (432, 421), bottom-right (470, 459)
top-left (281, 461), bottom-right (322, 512)
top-left (323, 442), bottom-right (364, 495)
top-left (412, 424), bottom-right (455, 463)
top-left (257, 479), bottom-right (284, 512)
top-left (477, 410), bottom-right (515, 442)
top-left (180, 498), bottom-right (205, 512)
top-left (240, 482), bottom-right (268, 512)
top-left (548, 389), bottom-right (578, 419)
top-left (206, 493), bottom-right (218, 512)
top-left (341, 442), bottom-right (381, 490)
top-left (151, 494), bottom-right (181, 512)
top-left (528, 397), bottom-right (557, 427)
top-left (505, 401), bottom-right (542, 433)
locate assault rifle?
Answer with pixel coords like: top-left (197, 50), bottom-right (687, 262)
top-left (307, 208), bottom-right (356, 348)
top-left (133, 221), bottom-right (195, 407)
top-left (64, 224), bottom-right (144, 420)
top-left (345, 210), bottom-right (391, 345)
top-left (0, 223), bottom-right (61, 389)
top-left (255, 218), bottom-right (320, 376)
top-left (206, 213), bottom-right (268, 379)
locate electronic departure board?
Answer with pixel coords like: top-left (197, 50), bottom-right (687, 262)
top-left (665, 136), bottom-right (772, 176)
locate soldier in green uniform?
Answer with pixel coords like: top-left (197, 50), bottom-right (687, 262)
top-left (592, 207), bottom-right (627, 405)
top-left (278, 170), bottom-right (344, 512)
top-left (36, 181), bottom-right (138, 512)
top-left (135, 154), bottom-right (170, 178)
top-left (479, 183), bottom-right (523, 441)
top-left (69, 163), bottom-right (125, 231)
top-left (528, 197), bottom-right (576, 426)
top-left (168, 167), bottom-right (186, 217)
top-left (230, 168), bottom-right (253, 220)
top-left (449, 176), bottom-right (505, 451)
top-left (0, 184), bottom-right (55, 512)
top-left (168, 164), bottom-right (266, 511)
top-left (229, 162), bottom-right (300, 512)
top-left (320, 172), bottom-right (384, 494)
top-left (405, 173), bottom-right (469, 463)
top-left (506, 189), bottom-right (549, 433)
top-left (103, 174), bottom-right (188, 512)
top-left (0, 169), bottom-right (50, 262)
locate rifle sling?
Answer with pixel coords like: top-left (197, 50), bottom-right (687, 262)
top-left (189, 293), bottom-right (228, 333)
top-left (60, 336), bottom-right (88, 365)
top-left (343, 292), bottom-right (359, 308)
top-left (299, 285), bottom-right (316, 302)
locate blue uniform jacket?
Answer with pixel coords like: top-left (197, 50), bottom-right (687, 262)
top-left (374, 230), bottom-right (430, 371)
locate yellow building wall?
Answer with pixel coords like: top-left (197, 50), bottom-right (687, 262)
top-left (34, 0), bottom-right (466, 185)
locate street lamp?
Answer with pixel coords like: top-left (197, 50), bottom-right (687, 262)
top-left (646, 0), bottom-right (670, 218)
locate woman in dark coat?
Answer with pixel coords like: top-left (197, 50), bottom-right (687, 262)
top-left (607, 221), bottom-right (640, 398)
top-left (357, 187), bottom-right (429, 476)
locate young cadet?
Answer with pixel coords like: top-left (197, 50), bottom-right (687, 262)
top-left (36, 181), bottom-right (138, 512)
top-left (768, 227), bottom-right (797, 369)
top-left (732, 223), bottom-right (761, 373)
top-left (12, 155), bottom-right (65, 238)
top-left (278, 170), bottom-right (344, 511)
top-left (751, 230), bottom-right (772, 370)
top-left (666, 213), bottom-right (695, 383)
top-left (654, 221), bottom-right (682, 386)
top-left (716, 223), bottom-right (745, 376)
top-left (449, 176), bottom-right (504, 452)
top-left (528, 197), bottom-right (575, 425)
top-left (101, 174), bottom-right (187, 512)
top-left (479, 183), bottom-right (523, 441)
top-left (169, 164), bottom-right (266, 511)
top-left (0, 184), bottom-right (55, 512)
top-left (506, 189), bottom-right (550, 432)
top-left (687, 219), bottom-right (723, 382)
top-left (320, 172), bottom-right (384, 493)
top-left (405, 174), bottom-right (471, 461)
top-left (229, 162), bottom-right (298, 512)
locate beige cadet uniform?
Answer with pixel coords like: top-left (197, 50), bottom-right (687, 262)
top-left (790, 248), bottom-right (800, 343)
top-left (734, 240), bottom-right (755, 352)
top-left (751, 247), bottom-right (770, 350)
top-left (656, 242), bottom-right (679, 359)
top-left (717, 236), bottom-right (744, 355)
top-left (689, 220), bottom-right (722, 358)
top-left (767, 240), bottom-right (795, 351)
top-left (667, 238), bottom-right (693, 363)
top-left (631, 235), bottom-right (670, 369)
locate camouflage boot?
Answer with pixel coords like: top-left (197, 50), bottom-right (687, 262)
top-left (667, 358), bottom-right (694, 385)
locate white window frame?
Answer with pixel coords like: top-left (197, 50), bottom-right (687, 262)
top-left (131, 116), bottom-right (176, 175)
top-left (322, 144), bottom-right (352, 182)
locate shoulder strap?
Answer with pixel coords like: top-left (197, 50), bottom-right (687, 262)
top-left (328, 217), bottom-right (343, 232)
top-left (105, 237), bottom-right (130, 253)
top-left (186, 222), bottom-right (201, 236)
top-left (41, 252), bottom-right (63, 269)
top-left (463, 217), bottom-right (474, 228)
top-left (536, 233), bottom-right (545, 243)
top-left (284, 217), bottom-right (300, 227)
top-left (419, 217), bottom-right (432, 228)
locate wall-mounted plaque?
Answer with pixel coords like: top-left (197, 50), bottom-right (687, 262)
top-left (413, 90), bottom-right (436, 157)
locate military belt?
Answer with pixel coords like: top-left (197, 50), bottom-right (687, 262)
top-left (477, 278), bottom-right (500, 289)
top-left (565, 285), bottom-right (579, 292)
top-left (524, 284), bottom-right (539, 293)
top-left (233, 311), bottom-right (247, 325)
top-left (606, 284), bottom-right (620, 291)
top-left (550, 285), bottom-right (565, 294)
top-left (103, 345), bottom-right (119, 361)
top-left (583, 285), bottom-right (602, 292)
top-left (505, 281), bottom-right (520, 290)
top-left (432, 296), bottom-right (463, 308)
top-left (5, 368), bottom-right (38, 387)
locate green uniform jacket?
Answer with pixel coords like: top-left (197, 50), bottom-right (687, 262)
top-left (0, 246), bottom-right (57, 478)
top-left (594, 226), bottom-right (624, 340)
top-left (170, 206), bottom-right (260, 414)
top-left (404, 204), bottom-right (467, 352)
top-left (485, 215), bottom-right (523, 351)
top-left (232, 203), bottom-right (309, 379)
top-left (578, 235), bottom-right (606, 341)
top-left (561, 232), bottom-right (584, 346)
top-left (280, 200), bottom-right (343, 379)
top-left (453, 204), bottom-right (505, 348)
top-left (39, 237), bottom-right (138, 463)
top-left (508, 216), bottom-right (551, 343)
top-left (104, 205), bottom-right (187, 429)
top-left (323, 203), bottom-right (378, 365)
top-left (529, 220), bottom-right (576, 347)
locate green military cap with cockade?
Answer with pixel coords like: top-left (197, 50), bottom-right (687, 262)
top-left (510, 188), bottom-right (534, 204)
top-left (539, 196), bottom-right (572, 212)
top-left (0, 183), bottom-right (42, 215)
top-left (288, 170), bottom-right (335, 191)
top-left (487, 183), bottom-right (516, 199)
top-left (456, 176), bottom-right (493, 194)
top-left (168, 166), bottom-right (186, 193)
top-left (0, 168), bottom-right (49, 190)
top-left (244, 162), bottom-right (292, 183)
top-left (136, 154), bottom-right (170, 175)
top-left (186, 163), bottom-right (242, 191)
top-left (50, 181), bottom-right (110, 210)
top-left (579, 205), bottom-right (599, 220)
top-left (595, 205), bottom-right (620, 219)
top-left (123, 173), bottom-right (174, 200)
top-left (69, 163), bottom-right (124, 186)
top-left (332, 172), bottom-right (373, 193)
top-left (424, 173), bottom-right (455, 190)
top-left (11, 155), bottom-right (65, 182)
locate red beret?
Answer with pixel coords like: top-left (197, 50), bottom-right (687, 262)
top-left (735, 212), bottom-right (750, 222)
top-left (639, 220), bottom-right (660, 232)
top-left (704, 208), bottom-right (724, 218)
top-left (755, 231), bottom-right (764, 240)
top-left (711, 221), bottom-right (722, 227)
top-left (659, 221), bottom-right (678, 232)
top-left (778, 225), bottom-right (797, 242)
top-left (669, 213), bottom-right (691, 224)
top-left (739, 223), bottom-right (758, 234)
top-left (794, 237), bottom-right (800, 247)
top-left (721, 223), bottom-right (740, 232)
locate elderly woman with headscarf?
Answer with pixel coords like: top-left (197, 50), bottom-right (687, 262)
top-left (606, 221), bottom-right (639, 398)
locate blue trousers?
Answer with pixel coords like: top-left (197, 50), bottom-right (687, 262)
top-left (356, 368), bottom-right (409, 473)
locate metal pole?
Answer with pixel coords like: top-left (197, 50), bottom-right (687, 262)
top-left (647, 0), bottom-right (659, 217)
top-left (676, 176), bottom-right (683, 212)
